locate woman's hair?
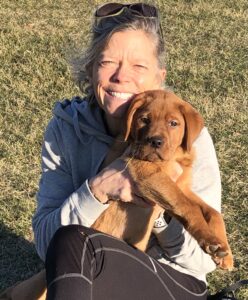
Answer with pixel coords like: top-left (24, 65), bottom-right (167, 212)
top-left (70, 8), bottom-right (165, 102)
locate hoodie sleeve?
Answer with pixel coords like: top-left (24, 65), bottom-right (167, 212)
top-left (32, 118), bottom-right (108, 261)
top-left (152, 127), bottom-right (221, 277)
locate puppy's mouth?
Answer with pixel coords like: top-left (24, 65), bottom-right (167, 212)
top-left (131, 144), bottom-right (168, 162)
top-left (142, 151), bottom-right (164, 162)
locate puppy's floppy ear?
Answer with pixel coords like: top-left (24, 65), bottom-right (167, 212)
top-left (180, 101), bottom-right (204, 152)
top-left (124, 94), bottom-right (147, 141)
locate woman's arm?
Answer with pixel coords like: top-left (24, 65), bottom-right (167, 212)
top-left (32, 118), bottom-right (109, 261)
top-left (32, 117), bottom-right (147, 261)
top-left (152, 127), bottom-right (221, 276)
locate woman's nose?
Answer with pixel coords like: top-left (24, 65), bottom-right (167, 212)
top-left (110, 63), bottom-right (130, 83)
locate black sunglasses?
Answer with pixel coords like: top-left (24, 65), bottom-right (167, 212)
top-left (95, 2), bottom-right (159, 19)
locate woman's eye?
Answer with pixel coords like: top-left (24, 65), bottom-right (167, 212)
top-left (134, 64), bottom-right (147, 70)
top-left (169, 120), bottom-right (178, 127)
top-left (99, 60), bottom-right (115, 66)
top-left (141, 117), bottom-right (150, 125)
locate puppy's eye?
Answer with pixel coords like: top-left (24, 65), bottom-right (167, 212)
top-left (169, 120), bottom-right (178, 127)
top-left (140, 117), bottom-right (150, 125)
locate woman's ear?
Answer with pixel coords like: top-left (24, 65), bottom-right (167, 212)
top-left (157, 68), bottom-right (166, 87)
top-left (160, 68), bottom-right (166, 82)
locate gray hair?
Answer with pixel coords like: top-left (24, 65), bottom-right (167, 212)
top-left (70, 9), bottom-right (165, 102)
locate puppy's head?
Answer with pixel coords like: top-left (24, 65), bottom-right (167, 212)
top-left (124, 90), bottom-right (204, 162)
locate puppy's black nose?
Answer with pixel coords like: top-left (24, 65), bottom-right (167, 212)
top-left (146, 136), bottom-right (164, 148)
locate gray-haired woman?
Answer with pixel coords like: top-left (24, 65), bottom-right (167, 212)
top-left (33, 3), bottom-right (221, 299)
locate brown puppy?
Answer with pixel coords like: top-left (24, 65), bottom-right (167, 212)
top-left (92, 90), bottom-right (233, 270)
top-left (0, 90), bottom-right (233, 300)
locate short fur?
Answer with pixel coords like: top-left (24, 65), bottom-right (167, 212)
top-left (92, 90), bottom-right (233, 270)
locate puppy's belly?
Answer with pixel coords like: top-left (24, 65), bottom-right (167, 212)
top-left (92, 201), bottom-right (153, 245)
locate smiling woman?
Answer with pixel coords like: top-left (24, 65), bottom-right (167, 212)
top-left (29, 2), bottom-right (223, 300)
top-left (92, 29), bottom-right (165, 135)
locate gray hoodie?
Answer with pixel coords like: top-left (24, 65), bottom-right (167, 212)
top-left (32, 96), bottom-right (221, 282)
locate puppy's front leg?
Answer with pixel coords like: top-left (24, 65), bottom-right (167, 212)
top-left (129, 161), bottom-right (230, 266)
top-left (181, 189), bottom-right (233, 270)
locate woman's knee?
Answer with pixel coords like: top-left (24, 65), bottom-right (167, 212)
top-left (46, 225), bottom-right (91, 268)
top-left (45, 225), bottom-right (95, 283)
top-left (48, 225), bottom-right (85, 251)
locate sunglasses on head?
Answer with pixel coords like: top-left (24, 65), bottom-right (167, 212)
top-left (95, 2), bottom-right (159, 19)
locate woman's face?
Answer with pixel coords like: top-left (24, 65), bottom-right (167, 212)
top-left (91, 29), bottom-right (166, 131)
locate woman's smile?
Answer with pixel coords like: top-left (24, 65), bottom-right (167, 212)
top-left (106, 90), bottom-right (135, 101)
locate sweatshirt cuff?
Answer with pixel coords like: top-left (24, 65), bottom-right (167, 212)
top-left (152, 217), bottom-right (184, 246)
top-left (76, 180), bottom-right (109, 226)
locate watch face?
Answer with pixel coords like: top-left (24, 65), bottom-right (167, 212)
top-left (154, 216), bottom-right (167, 228)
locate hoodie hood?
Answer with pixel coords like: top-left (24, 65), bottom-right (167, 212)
top-left (53, 96), bottom-right (115, 145)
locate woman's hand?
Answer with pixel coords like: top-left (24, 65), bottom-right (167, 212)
top-left (88, 158), bottom-right (152, 207)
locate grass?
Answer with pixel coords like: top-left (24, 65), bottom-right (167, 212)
top-left (0, 0), bottom-right (247, 298)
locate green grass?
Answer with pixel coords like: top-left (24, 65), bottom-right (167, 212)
top-left (0, 0), bottom-right (247, 298)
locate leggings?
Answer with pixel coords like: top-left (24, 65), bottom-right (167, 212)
top-left (45, 225), bottom-right (208, 300)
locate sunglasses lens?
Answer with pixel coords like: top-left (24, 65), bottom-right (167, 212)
top-left (95, 3), bottom-right (124, 17)
top-left (95, 3), bottom-right (158, 18)
top-left (130, 4), bottom-right (158, 17)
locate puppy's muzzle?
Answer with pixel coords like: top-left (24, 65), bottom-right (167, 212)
top-left (146, 136), bottom-right (164, 149)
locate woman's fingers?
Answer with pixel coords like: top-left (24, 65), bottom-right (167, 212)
top-left (89, 157), bottom-right (155, 207)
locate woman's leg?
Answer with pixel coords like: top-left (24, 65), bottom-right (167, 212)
top-left (45, 225), bottom-right (207, 300)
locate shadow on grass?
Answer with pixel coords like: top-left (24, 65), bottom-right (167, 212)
top-left (0, 221), bottom-right (43, 291)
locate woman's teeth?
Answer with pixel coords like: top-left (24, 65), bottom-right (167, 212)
top-left (108, 91), bottom-right (134, 100)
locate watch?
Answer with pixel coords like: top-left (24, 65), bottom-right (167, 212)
top-left (154, 212), bottom-right (170, 229)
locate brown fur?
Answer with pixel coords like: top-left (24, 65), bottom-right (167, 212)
top-left (92, 90), bottom-right (233, 270)
top-left (0, 270), bottom-right (46, 300)
top-left (0, 90), bottom-right (233, 300)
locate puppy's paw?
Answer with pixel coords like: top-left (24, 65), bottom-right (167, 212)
top-left (203, 241), bottom-right (233, 271)
top-left (205, 243), bottom-right (228, 257)
top-left (214, 252), bottom-right (234, 271)
top-left (200, 238), bottom-right (228, 257)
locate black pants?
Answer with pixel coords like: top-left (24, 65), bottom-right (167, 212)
top-left (45, 225), bottom-right (207, 300)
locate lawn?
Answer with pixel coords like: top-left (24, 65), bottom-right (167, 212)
top-left (0, 0), bottom-right (247, 298)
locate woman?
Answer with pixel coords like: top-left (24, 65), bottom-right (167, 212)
top-left (32, 3), bottom-right (221, 299)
